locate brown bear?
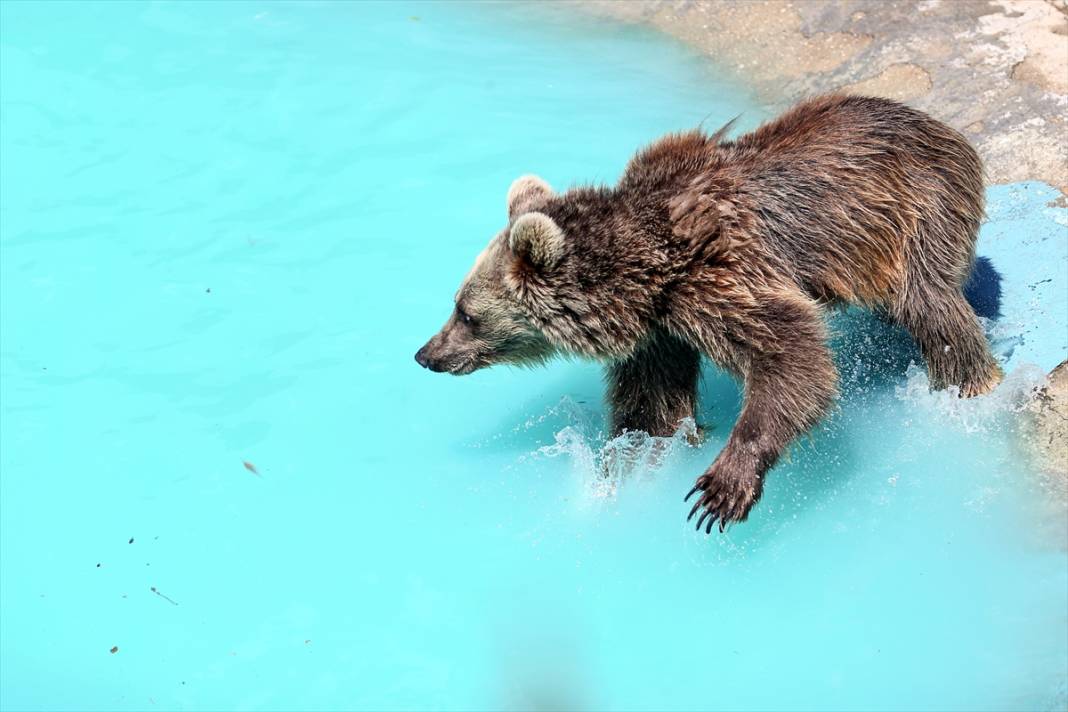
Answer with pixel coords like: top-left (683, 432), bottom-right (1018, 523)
top-left (415, 94), bottom-right (1002, 533)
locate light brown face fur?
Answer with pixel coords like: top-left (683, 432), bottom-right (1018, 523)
top-left (414, 185), bottom-right (560, 375)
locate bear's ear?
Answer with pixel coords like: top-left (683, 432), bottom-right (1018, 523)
top-left (509, 212), bottom-right (564, 270)
top-left (507, 175), bottom-right (553, 220)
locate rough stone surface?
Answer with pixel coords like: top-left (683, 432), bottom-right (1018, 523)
top-left (1022, 360), bottom-right (1068, 482)
top-left (574, 0), bottom-right (1068, 199)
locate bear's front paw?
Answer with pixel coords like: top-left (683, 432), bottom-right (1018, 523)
top-left (685, 465), bottom-right (764, 534)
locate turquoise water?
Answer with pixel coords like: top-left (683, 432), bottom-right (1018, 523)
top-left (1, 2), bottom-right (1066, 710)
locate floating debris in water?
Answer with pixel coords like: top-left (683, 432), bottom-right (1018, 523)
top-left (128, 537), bottom-right (134, 544)
top-left (110, 646), bottom-right (118, 654)
top-left (243, 461), bottom-right (259, 476)
top-left (150, 586), bottom-right (179, 606)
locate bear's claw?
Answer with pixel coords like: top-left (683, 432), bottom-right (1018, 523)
top-left (695, 508), bottom-right (719, 534)
top-left (684, 470), bottom-right (762, 534)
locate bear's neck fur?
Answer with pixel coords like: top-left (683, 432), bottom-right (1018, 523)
top-left (515, 130), bottom-right (748, 363)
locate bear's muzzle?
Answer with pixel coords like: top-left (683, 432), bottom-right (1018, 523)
top-left (414, 345), bottom-right (446, 372)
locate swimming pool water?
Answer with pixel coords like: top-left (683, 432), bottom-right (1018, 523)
top-left (1, 2), bottom-right (1066, 710)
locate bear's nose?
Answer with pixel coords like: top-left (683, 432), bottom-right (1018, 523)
top-left (414, 346), bottom-right (430, 369)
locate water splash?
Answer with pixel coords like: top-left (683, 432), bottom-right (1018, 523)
top-left (510, 395), bottom-right (601, 439)
top-left (894, 361), bottom-right (1048, 434)
top-left (533, 416), bottom-right (699, 500)
top-left (984, 315), bottom-right (1026, 363)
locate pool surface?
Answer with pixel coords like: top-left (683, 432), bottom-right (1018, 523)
top-left (1, 2), bottom-right (1066, 710)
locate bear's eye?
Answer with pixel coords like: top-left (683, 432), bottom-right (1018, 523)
top-left (456, 305), bottom-right (475, 327)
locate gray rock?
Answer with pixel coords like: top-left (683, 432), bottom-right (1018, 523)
top-left (575, 0), bottom-right (1068, 201)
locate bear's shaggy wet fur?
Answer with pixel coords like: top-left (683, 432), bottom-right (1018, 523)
top-left (415, 94), bottom-right (1002, 532)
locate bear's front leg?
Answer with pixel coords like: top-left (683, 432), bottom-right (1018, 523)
top-left (668, 289), bottom-right (838, 532)
top-left (606, 328), bottom-right (701, 438)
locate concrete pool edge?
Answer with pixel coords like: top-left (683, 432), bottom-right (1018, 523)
top-left (568, 0), bottom-right (1068, 204)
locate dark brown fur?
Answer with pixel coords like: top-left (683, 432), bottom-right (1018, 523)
top-left (416, 94), bottom-right (1002, 532)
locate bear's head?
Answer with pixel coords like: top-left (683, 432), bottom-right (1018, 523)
top-left (414, 175), bottom-right (564, 375)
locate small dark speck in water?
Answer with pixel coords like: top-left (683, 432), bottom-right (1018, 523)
top-left (110, 646), bottom-right (119, 654)
top-left (96, 563), bottom-right (101, 568)
top-left (129, 537), bottom-right (134, 544)
top-left (243, 460), bottom-right (260, 476)
top-left (205, 288), bottom-right (211, 293)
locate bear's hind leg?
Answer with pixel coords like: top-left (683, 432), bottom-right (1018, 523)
top-left (606, 328), bottom-right (701, 438)
top-left (893, 287), bottom-right (1002, 397)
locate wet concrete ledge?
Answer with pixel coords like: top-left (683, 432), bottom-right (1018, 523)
top-left (574, 0), bottom-right (1068, 203)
